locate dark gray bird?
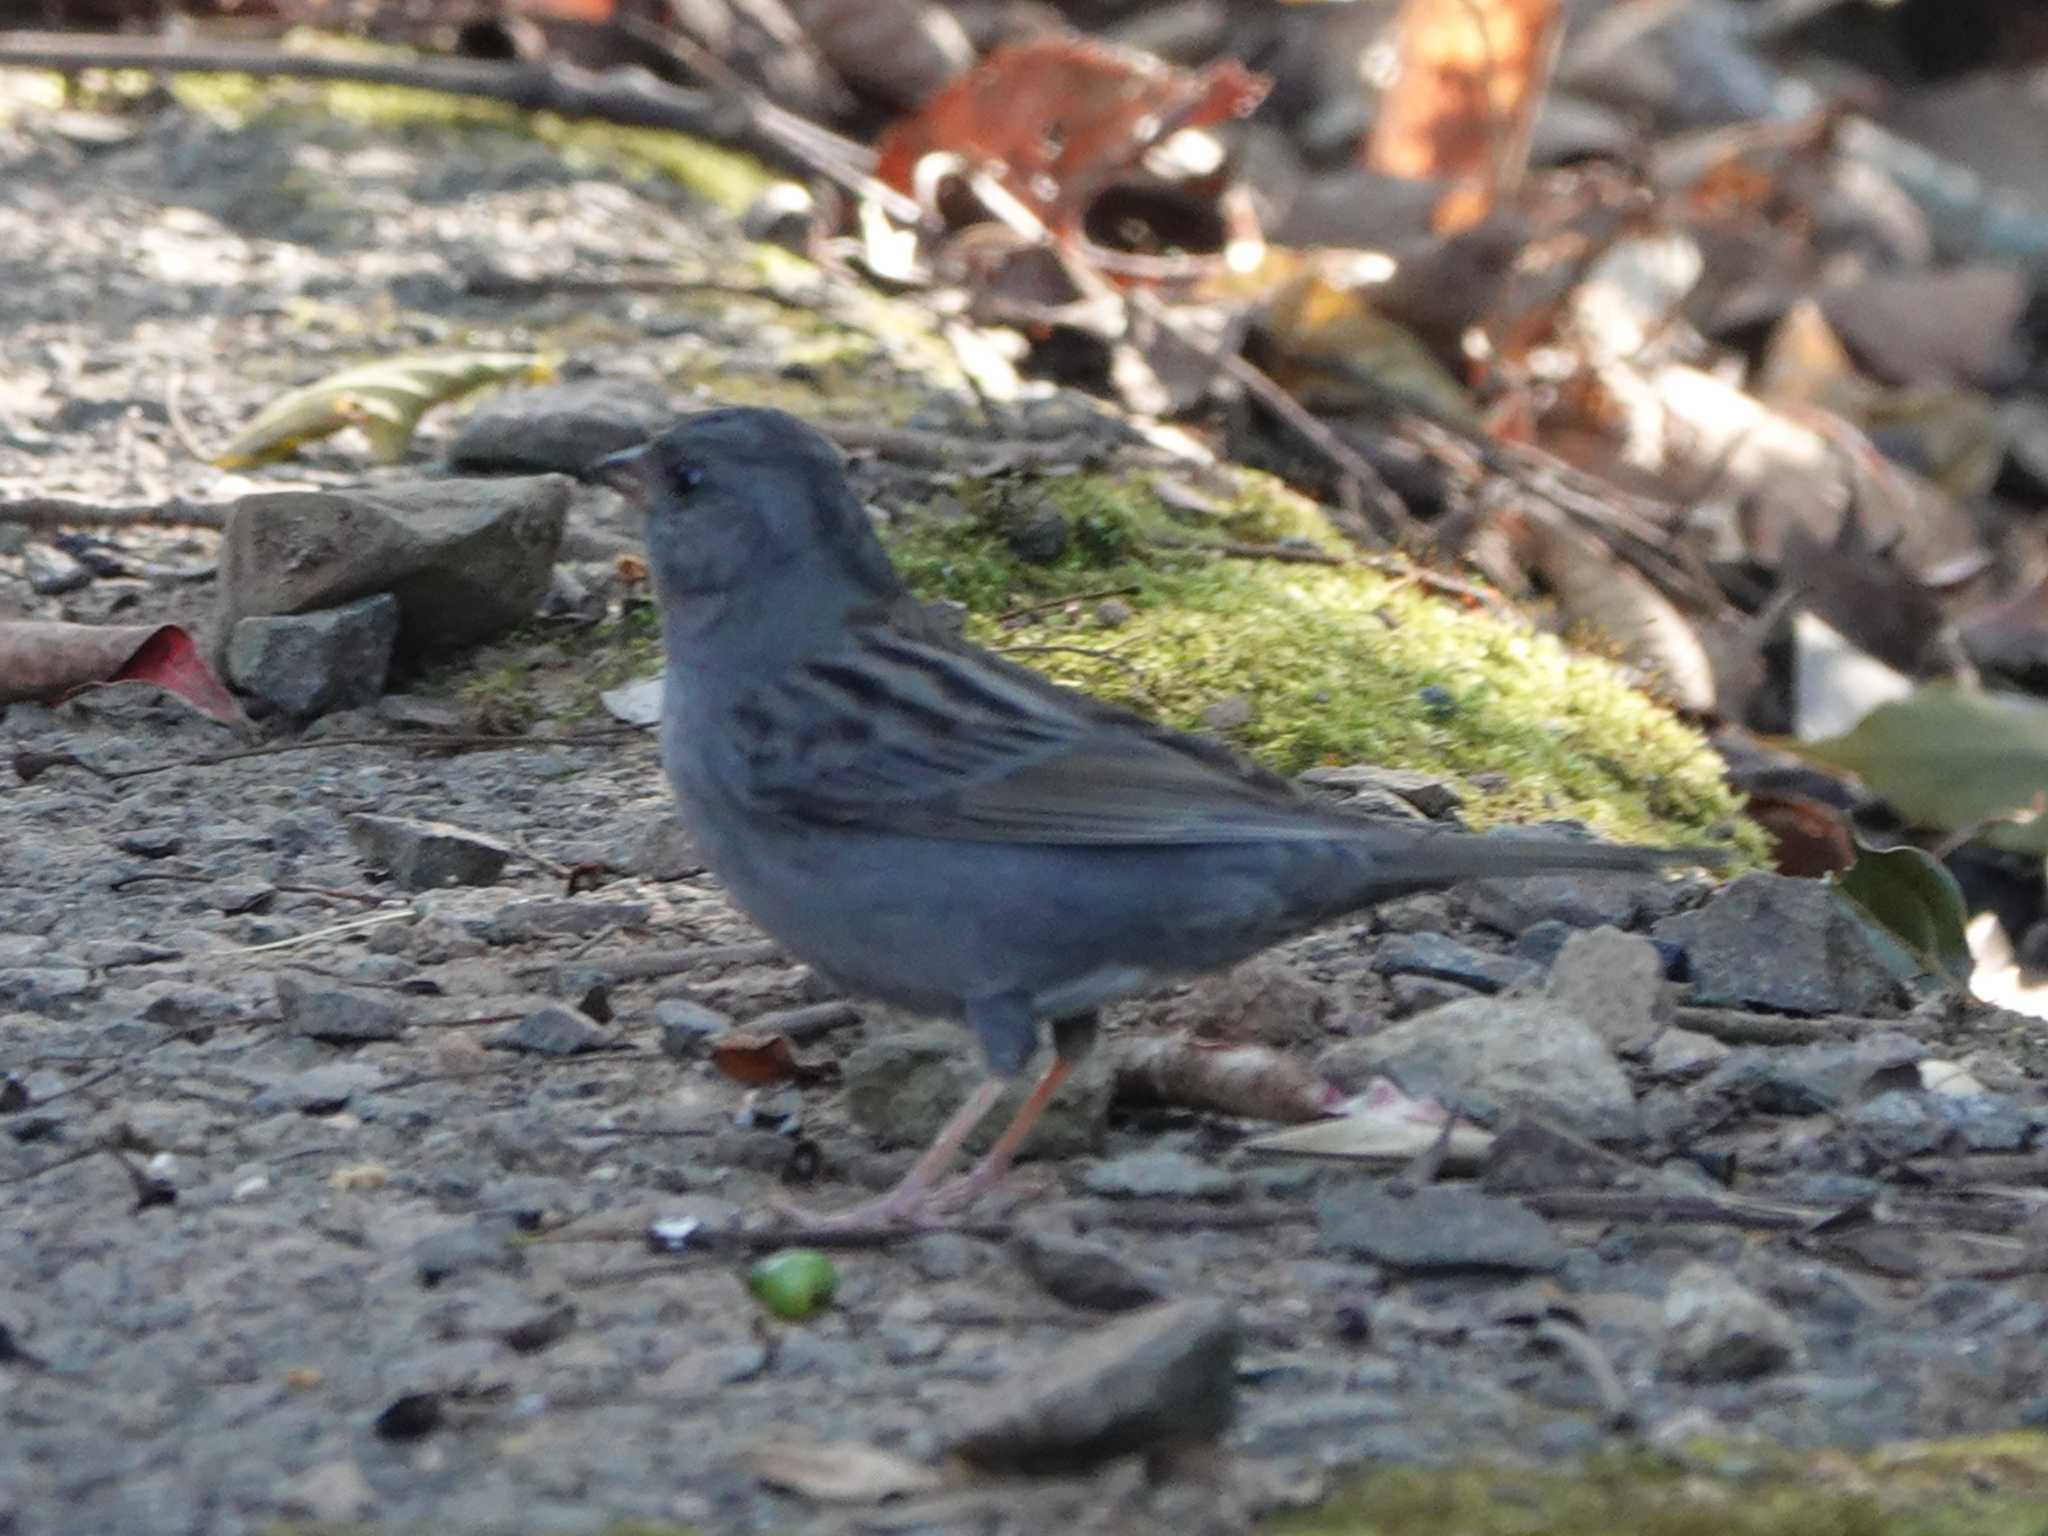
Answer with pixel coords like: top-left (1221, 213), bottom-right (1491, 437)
top-left (597, 407), bottom-right (1718, 1223)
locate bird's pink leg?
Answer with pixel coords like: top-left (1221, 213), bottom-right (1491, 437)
top-left (927, 1056), bottom-right (1073, 1214)
top-left (772, 1077), bottom-right (1007, 1228)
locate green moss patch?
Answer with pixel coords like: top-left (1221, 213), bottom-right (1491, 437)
top-left (890, 469), bottom-right (1750, 850)
top-left (1268, 1437), bottom-right (2048, 1536)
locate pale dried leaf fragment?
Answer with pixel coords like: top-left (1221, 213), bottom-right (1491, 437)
top-left (744, 1437), bottom-right (944, 1504)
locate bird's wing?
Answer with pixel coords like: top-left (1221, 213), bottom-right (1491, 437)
top-left (722, 623), bottom-right (1359, 845)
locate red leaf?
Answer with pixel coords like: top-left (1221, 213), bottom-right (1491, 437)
top-left (110, 626), bottom-right (250, 728)
top-left (874, 37), bottom-right (1268, 239)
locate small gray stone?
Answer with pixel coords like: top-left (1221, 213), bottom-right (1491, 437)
top-left (1660, 1262), bottom-right (1803, 1382)
top-left (248, 1062), bottom-right (384, 1115)
top-left (1850, 1089), bottom-right (2038, 1157)
top-left (949, 1299), bottom-right (1238, 1471)
top-left (1654, 873), bottom-right (1913, 1015)
top-left (1647, 1026), bottom-right (1729, 1080)
top-left (1317, 1184), bottom-right (1563, 1273)
top-left (1375, 932), bottom-right (1539, 994)
top-left (1298, 764), bottom-right (1462, 818)
top-left (1319, 995), bottom-right (1637, 1139)
top-left (209, 881), bottom-right (275, 915)
top-left (445, 381), bottom-right (668, 477)
top-left (412, 1219), bottom-right (526, 1287)
top-left (486, 1004), bottom-right (614, 1056)
top-left (275, 974), bottom-right (406, 1043)
top-left (1386, 973), bottom-right (1479, 1016)
top-left (25, 543), bottom-right (90, 594)
top-left (1012, 1224), bottom-right (1169, 1312)
top-left (1698, 1036), bottom-right (1924, 1116)
top-left (117, 827), bottom-right (183, 859)
top-left (655, 997), bottom-right (733, 1058)
top-left (78, 939), bottom-right (181, 968)
top-left (227, 593), bottom-right (400, 718)
top-left (1479, 1118), bottom-right (1637, 1194)
top-left (1160, 954), bottom-right (1328, 1047)
top-left (348, 813), bottom-right (511, 891)
top-left (1462, 867), bottom-right (1680, 935)
top-left (1200, 694), bottom-right (1253, 731)
top-left (621, 815), bottom-right (702, 881)
top-left (376, 694), bottom-right (466, 731)
top-left (135, 982), bottom-right (253, 1029)
top-left (1081, 1150), bottom-right (1239, 1201)
top-left (0, 967), bottom-right (94, 1016)
top-left (216, 474), bottom-right (568, 657)
top-left (1093, 597), bottom-right (1134, 627)
top-left (844, 1028), bottom-right (1110, 1158)
top-left (1545, 926), bottom-right (1670, 1052)
top-left (481, 898), bottom-right (651, 943)
top-left (277, 1460), bottom-right (377, 1526)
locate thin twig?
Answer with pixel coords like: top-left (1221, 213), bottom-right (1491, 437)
top-left (31, 727), bottom-right (647, 785)
top-left (0, 495), bottom-right (228, 531)
top-left (524, 940), bottom-right (782, 983)
top-left (994, 586), bottom-right (1142, 623)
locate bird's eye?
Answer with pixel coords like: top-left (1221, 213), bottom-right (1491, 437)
top-left (674, 459), bottom-right (705, 493)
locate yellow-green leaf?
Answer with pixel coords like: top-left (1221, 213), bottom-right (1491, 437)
top-left (213, 351), bottom-right (554, 468)
top-left (1787, 685), bottom-right (2048, 855)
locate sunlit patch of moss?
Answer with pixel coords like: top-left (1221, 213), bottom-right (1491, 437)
top-left (166, 33), bottom-right (774, 212)
top-left (453, 656), bottom-right (544, 735)
top-left (889, 470), bottom-right (1754, 851)
top-left (1268, 1438), bottom-right (2048, 1536)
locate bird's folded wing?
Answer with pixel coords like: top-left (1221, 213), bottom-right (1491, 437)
top-left (725, 629), bottom-right (1357, 844)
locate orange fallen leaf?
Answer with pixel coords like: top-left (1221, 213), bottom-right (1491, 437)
top-left (874, 36), bottom-right (1267, 239)
top-left (710, 1032), bottom-right (834, 1087)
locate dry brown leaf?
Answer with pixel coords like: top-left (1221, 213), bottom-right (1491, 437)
top-left (0, 620), bottom-right (248, 727)
top-left (1516, 514), bottom-right (1716, 713)
top-left (1111, 1034), bottom-right (1340, 1124)
top-left (1365, 0), bottom-right (1562, 232)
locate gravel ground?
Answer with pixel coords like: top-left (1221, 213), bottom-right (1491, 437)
top-left (4, 78), bottom-right (2048, 1536)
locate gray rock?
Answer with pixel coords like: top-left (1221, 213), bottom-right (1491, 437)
top-left (1319, 996), bottom-right (1637, 1139)
top-left (78, 940), bottom-right (180, 968)
top-left (1159, 954), bottom-right (1328, 1047)
top-left (0, 967), bottom-right (94, 1016)
top-left (277, 1460), bottom-right (377, 1527)
top-left (445, 381), bottom-right (667, 476)
top-left (1654, 873), bottom-right (1913, 1015)
top-left (1298, 764), bottom-right (1461, 818)
top-left (275, 974), bottom-right (406, 1043)
top-left (117, 827), bottom-right (183, 858)
top-left (1647, 1026), bottom-right (1729, 1080)
top-left (1461, 867), bottom-right (1681, 935)
top-left (227, 593), bottom-right (399, 718)
top-left (1850, 1089), bottom-right (2039, 1157)
top-left (654, 997), bottom-right (733, 1058)
top-left (25, 543), bottom-right (89, 594)
top-left (1012, 1224), bottom-right (1170, 1312)
top-left (1385, 973), bottom-right (1480, 1016)
top-left (481, 898), bottom-right (651, 943)
top-left (1479, 1118), bottom-right (1637, 1194)
top-left (412, 1219), bottom-right (527, 1287)
top-left (949, 1299), bottom-right (1238, 1471)
top-left (1375, 932), bottom-right (1540, 994)
top-left (376, 693), bottom-right (466, 732)
top-left (215, 474), bottom-right (568, 657)
top-left (1545, 926), bottom-right (1670, 1052)
top-left (485, 1004), bottom-right (614, 1056)
top-left (1660, 1262), bottom-right (1803, 1382)
top-left (134, 982), bottom-right (254, 1029)
top-left (1698, 1036), bottom-right (1924, 1115)
top-left (347, 813), bottom-right (511, 890)
top-left (619, 814), bottom-right (702, 881)
top-left (248, 1062), bottom-right (384, 1115)
top-left (844, 1028), bottom-right (1111, 1158)
top-left (1081, 1150), bottom-right (1239, 1201)
top-left (1317, 1184), bottom-right (1563, 1273)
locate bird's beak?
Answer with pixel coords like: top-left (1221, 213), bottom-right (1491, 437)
top-left (589, 443), bottom-right (652, 499)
